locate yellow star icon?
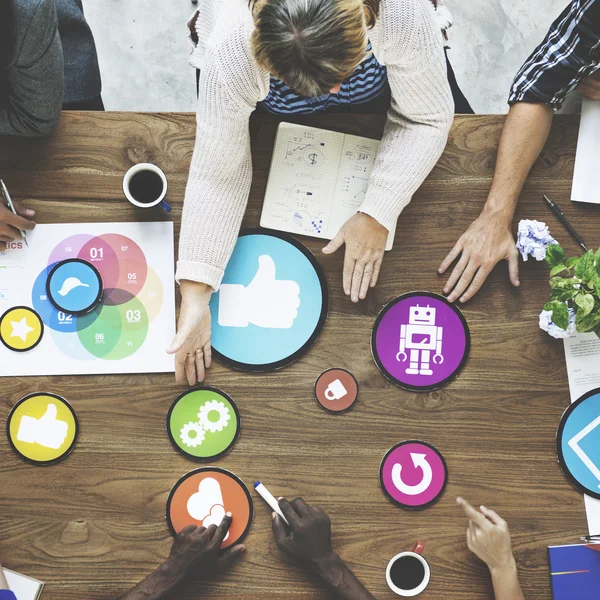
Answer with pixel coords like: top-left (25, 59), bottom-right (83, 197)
top-left (0, 307), bottom-right (44, 352)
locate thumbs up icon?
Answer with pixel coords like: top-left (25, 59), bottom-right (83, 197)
top-left (16, 403), bottom-right (69, 450)
top-left (218, 255), bottom-right (301, 328)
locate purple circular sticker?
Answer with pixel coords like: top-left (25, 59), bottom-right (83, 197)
top-left (371, 292), bottom-right (470, 392)
top-left (380, 441), bottom-right (448, 509)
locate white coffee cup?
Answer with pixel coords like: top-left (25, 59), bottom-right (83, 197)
top-left (122, 163), bottom-right (171, 212)
top-left (324, 379), bottom-right (348, 401)
top-left (386, 542), bottom-right (430, 597)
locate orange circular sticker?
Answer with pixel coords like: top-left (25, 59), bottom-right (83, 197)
top-left (166, 468), bottom-right (253, 549)
top-left (314, 368), bottom-right (359, 413)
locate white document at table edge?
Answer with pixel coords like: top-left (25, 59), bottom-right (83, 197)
top-left (571, 97), bottom-right (600, 204)
top-left (3, 568), bottom-right (44, 600)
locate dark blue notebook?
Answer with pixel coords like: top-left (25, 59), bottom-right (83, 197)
top-left (548, 543), bottom-right (600, 600)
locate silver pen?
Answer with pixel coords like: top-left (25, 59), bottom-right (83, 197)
top-left (0, 179), bottom-right (28, 247)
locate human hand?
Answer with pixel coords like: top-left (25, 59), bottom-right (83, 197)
top-left (457, 497), bottom-right (515, 573)
top-left (439, 211), bottom-right (519, 303)
top-left (165, 514), bottom-right (245, 579)
top-left (577, 72), bottom-right (600, 101)
top-left (167, 280), bottom-right (213, 386)
top-left (272, 498), bottom-right (334, 566)
top-left (0, 202), bottom-right (35, 251)
top-left (322, 213), bottom-right (387, 302)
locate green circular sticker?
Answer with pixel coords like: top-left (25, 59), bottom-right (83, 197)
top-left (167, 387), bottom-right (241, 461)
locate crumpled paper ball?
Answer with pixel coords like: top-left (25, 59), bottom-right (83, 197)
top-left (516, 220), bottom-right (558, 261)
top-left (539, 307), bottom-right (576, 339)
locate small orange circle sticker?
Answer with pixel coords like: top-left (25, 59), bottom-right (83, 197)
top-left (166, 468), bottom-right (253, 549)
top-left (314, 368), bottom-right (359, 413)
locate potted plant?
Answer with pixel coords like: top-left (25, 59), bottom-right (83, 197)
top-left (541, 245), bottom-right (600, 339)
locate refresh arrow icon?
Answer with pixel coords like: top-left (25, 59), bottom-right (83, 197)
top-left (391, 453), bottom-right (433, 496)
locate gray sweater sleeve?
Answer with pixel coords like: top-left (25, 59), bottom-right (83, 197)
top-left (0, 0), bottom-right (64, 137)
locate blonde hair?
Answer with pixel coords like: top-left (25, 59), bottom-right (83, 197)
top-left (249, 0), bottom-right (381, 97)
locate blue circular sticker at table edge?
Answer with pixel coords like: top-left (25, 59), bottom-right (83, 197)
top-left (46, 258), bottom-right (103, 315)
top-left (209, 229), bottom-right (328, 372)
top-left (556, 388), bottom-right (600, 500)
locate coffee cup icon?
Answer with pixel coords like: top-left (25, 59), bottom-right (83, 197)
top-left (324, 379), bottom-right (348, 401)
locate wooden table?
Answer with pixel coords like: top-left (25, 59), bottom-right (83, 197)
top-left (0, 112), bottom-right (594, 600)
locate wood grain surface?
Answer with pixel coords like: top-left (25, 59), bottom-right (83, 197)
top-left (0, 111), bottom-right (594, 600)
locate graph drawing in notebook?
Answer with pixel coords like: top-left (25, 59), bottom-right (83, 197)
top-left (261, 123), bottom-right (397, 250)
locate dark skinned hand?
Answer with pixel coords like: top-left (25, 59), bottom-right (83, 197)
top-left (0, 202), bottom-right (35, 251)
top-left (272, 497), bottom-right (333, 564)
top-left (167, 513), bottom-right (245, 578)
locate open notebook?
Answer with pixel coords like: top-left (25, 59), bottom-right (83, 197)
top-left (260, 122), bottom-right (396, 250)
top-left (3, 569), bottom-right (44, 600)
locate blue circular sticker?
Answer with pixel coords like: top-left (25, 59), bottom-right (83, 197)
top-left (209, 230), bottom-right (328, 371)
top-left (557, 388), bottom-right (600, 500)
top-left (47, 259), bottom-right (103, 315)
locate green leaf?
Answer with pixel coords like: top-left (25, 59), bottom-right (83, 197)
top-left (544, 300), bottom-right (561, 312)
top-left (575, 310), bottom-right (600, 333)
top-left (549, 301), bottom-right (570, 330)
top-left (550, 287), bottom-right (577, 302)
top-left (567, 256), bottom-right (580, 269)
top-left (574, 251), bottom-right (596, 282)
top-left (546, 244), bottom-right (566, 269)
top-left (575, 293), bottom-right (595, 317)
top-left (550, 265), bottom-right (567, 277)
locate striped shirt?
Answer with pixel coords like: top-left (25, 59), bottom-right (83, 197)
top-left (509, 0), bottom-right (600, 109)
top-left (257, 42), bottom-right (389, 114)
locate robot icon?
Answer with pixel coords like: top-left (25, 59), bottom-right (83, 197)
top-left (371, 292), bottom-right (470, 392)
top-left (396, 305), bottom-right (444, 376)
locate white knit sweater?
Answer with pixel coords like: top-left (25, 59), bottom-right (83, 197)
top-left (176, 0), bottom-right (454, 290)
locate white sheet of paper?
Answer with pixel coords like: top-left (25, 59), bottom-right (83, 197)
top-left (0, 222), bottom-right (176, 376)
top-left (563, 332), bottom-right (600, 534)
top-left (261, 122), bottom-right (396, 250)
top-left (571, 98), bottom-right (600, 204)
top-left (3, 568), bottom-right (44, 600)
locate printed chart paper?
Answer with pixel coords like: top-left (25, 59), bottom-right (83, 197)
top-left (261, 122), bottom-right (396, 250)
top-left (564, 332), bottom-right (600, 534)
top-left (572, 98), bottom-right (600, 204)
top-left (0, 222), bottom-right (176, 376)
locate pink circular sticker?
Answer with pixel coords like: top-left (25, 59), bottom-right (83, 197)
top-left (372, 292), bottom-right (470, 392)
top-left (380, 441), bottom-right (448, 509)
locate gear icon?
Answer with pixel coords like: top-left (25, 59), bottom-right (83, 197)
top-left (198, 400), bottom-right (231, 433)
top-left (180, 421), bottom-right (206, 448)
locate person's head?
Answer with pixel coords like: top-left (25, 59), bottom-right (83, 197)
top-left (249, 0), bottom-right (380, 97)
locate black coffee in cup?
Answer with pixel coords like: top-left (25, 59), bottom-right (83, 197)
top-left (129, 170), bottom-right (165, 204)
top-left (389, 555), bottom-right (426, 591)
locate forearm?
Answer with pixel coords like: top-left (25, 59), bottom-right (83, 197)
top-left (119, 560), bottom-right (186, 600)
top-left (483, 102), bottom-right (553, 224)
top-left (490, 560), bottom-right (525, 600)
top-left (312, 553), bottom-right (376, 600)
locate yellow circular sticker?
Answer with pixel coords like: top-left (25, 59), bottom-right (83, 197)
top-left (0, 306), bottom-right (44, 352)
top-left (7, 393), bottom-right (78, 465)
